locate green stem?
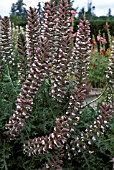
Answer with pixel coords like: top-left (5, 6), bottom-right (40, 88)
top-left (105, 138), bottom-right (114, 142)
top-left (3, 140), bottom-right (8, 170)
top-left (82, 84), bottom-right (108, 108)
top-left (6, 65), bottom-right (17, 95)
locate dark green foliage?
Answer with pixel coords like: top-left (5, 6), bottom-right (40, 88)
top-left (1, 73), bottom-right (113, 169)
top-left (10, 14), bottom-right (27, 27)
top-left (0, 76), bottom-right (68, 169)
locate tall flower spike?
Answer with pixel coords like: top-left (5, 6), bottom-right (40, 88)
top-left (0, 17), bottom-right (13, 69)
top-left (0, 22), bottom-right (4, 79)
top-left (48, 0), bottom-right (73, 102)
top-left (17, 33), bottom-right (27, 83)
top-left (40, 1), bottom-right (57, 77)
top-left (5, 7), bottom-right (49, 137)
top-left (72, 19), bottom-right (91, 93)
top-left (65, 87), bottom-right (86, 131)
top-left (106, 39), bottom-right (114, 111)
top-left (26, 7), bottom-right (41, 73)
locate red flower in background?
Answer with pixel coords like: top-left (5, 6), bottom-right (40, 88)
top-left (91, 63), bottom-right (96, 67)
top-left (91, 48), bottom-right (95, 53)
top-left (104, 25), bottom-right (110, 30)
top-left (100, 37), bottom-right (107, 44)
top-left (71, 10), bottom-right (76, 15)
top-left (91, 39), bottom-right (97, 46)
top-left (100, 48), bottom-right (106, 55)
top-left (97, 35), bottom-right (101, 41)
top-left (97, 35), bottom-right (107, 44)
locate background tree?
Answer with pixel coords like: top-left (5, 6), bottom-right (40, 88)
top-left (86, 0), bottom-right (96, 20)
top-left (10, 3), bottom-right (16, 15)
top-left (107, 8), bottom-right (112, 17)
top-left (15, 0), bottom-right (27, 18)
top-left (37, 2), bottom-right (42, 18)
top-left (77, 0), bottom-right (96, 20)
top-left (10, 0), bottom-right (27, 26)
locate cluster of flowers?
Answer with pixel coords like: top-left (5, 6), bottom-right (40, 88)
top-left (66, 103), bottom-right (112, 159)
top-left (97, 35), bottom-right (107, 44)
top-left (91, 27), bottom-right (111, 56)
top-left (0, 0), bottom-right (113, 169)
top-left (5, 7), bottom-right (49, 137)
top-left (0, 17), bottom-right (13, 73)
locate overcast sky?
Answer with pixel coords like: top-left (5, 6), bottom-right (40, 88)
top-left (0, 0), bottom-right (114, 17)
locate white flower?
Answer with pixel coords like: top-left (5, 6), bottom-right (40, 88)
top-left (73, 122), bottom-right (77, 125)
top-left (101, 125), bottom-right (104, 130)
top-left (51, 133), bottom-right (54, 138)
top-left (83, 145), bottom-right (86, 149)
top-left (94, 121), bottom-right (96, 124)
top-left (72, 148), bottom-right (75, 150)
top-left (70, 128), bottom-right (74, 132)
top-left (92, 136), bottom-right (96, 141)
top-left (72, 112), bottom-right (76, 116)
top-left (76, 137), bottom-right (79, 140)
top-left (49, 144), bottom-right (52, 149)
top-left (89, 150), bottom-right (94, 154)
top-left (48, 136), bottom-right (50, 141)
top-left (42, 140), bottom-right (45, 145)
top-left (76, 117), bottom-right (80, 121)
top-left (88, 141), bottom-right (91, 145)
top-left (51, 89), bottom-right (55, 93)
top-left (77, 143), bottom-right (79, 147)
top-left (97, 132), bottom-right (100, 136)
top-left (68, 153), bottom-right (71, 156)
top-left (97, 120), bottom-right (101, 125)
top-left (17, 105), bottom-right (22, 109)
top-left (62, 139), bottom-right (66, 144)
top-left (85, 129), bottom-right (88, 132)
top-left (46, 164), bottom-right (49, 168)
top-left (81, 133), bottom-right (84, 136)
top-left (94, 125), bottom-right (97, 128)
top-left (78, 149), bottom-right (81, 152)
top-left (67, 133), bottom-right (70, 137)
top-left (68, 117), bottom-right (72, 121)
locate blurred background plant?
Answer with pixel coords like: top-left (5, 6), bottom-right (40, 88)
top-left (89, 24), bottom-right (113, 88)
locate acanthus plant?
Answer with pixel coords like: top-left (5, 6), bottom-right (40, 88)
top-left (106, 38), bottom-right (114, 112)
top-left (0, 0), bottom-right (113, 169)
